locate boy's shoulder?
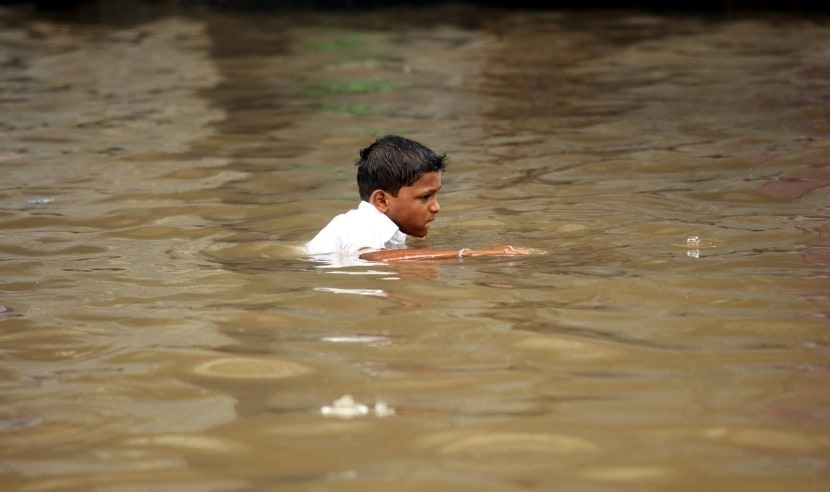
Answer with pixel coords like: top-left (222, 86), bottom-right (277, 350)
top-left (307, 201), bottom-right (403, 255)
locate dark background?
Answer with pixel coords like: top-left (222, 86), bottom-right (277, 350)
top-left (3, 0), bottom-right (829, 13)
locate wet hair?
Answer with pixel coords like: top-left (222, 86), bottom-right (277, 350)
top-left (356, 135), bottom-right (447, 201)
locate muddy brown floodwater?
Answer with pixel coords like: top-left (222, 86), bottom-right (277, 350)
top-left (1, 3), bottom-right (829, 491)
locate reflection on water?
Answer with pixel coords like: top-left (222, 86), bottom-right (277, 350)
top-left (1, 3), bottom-right (829, 490)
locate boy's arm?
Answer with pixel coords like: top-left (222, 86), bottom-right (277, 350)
top-left (359, 245), bottom-right (528, 262)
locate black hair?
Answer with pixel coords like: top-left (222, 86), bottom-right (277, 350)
top-left (355, 135), bottom-right (447, 201)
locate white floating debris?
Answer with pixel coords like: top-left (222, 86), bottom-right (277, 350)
top-left (314, 287), bottom-right (388, 297)
top-left (321, 335), bottom-right (390, 345)
top-left (373, 400), bottom-right (395, 418)
top-left (685, 235), bottom-right (701, 258)
top-left (685, 235), bottom-right (701, 247)
top-left (27, 197), bottom-right (54, 205)
top-left (321, 395), bottom-right (395, 419)
top-left (321, 395), bottom-right (369, 419)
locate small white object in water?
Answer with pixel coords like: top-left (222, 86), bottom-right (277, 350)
top-left (685, 235), bottom-right (701, 258)
top-left (27, 197), bottom-right (54, 205)
top-left (314, 287), bottom-right (388, 298)
top-left (321, 395), bottom-right (395, 419)
top-left (685, 235), bottom-right (701, 247)
top-left (373, 400), bottom-right (395, 418)
top-left (321, 335), bottom-right (390, 346)
top-left (321, 395), bottom-right (369, 418)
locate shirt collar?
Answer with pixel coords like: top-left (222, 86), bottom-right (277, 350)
top-left (358, 200), bottom-right (406, 246)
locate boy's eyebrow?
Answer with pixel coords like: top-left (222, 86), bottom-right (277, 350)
top-left (410, 181), bottom-right (440, 191)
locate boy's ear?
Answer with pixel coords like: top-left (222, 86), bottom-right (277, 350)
top-left (369, 189), bottom-right (390, 213)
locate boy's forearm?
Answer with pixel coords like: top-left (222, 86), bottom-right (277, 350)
top-left (359, 245), bottom-right (528, 262)
top-left (359, 248), bottom-right (461, 262)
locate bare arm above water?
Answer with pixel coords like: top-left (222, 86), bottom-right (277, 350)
top-left (359, 244), bottom-right (529, 262)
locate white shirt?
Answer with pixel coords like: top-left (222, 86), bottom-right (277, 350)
top-left (306, 201), bottom-right (407, 255)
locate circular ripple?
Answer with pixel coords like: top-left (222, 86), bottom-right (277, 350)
top-left (191, 357), bottom-right (312, 380)
top-left (419, 429), bottom-right (599, 457)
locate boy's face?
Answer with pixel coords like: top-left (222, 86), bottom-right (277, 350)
top-left (384, 171), bottom-right (442, 238)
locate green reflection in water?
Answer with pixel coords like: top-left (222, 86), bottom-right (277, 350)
top-left (304, 31), bottom-right (365, 52)
top-left (320, 102), bottom-right (371, 116)
top-left (297, 26), bottom-right (394, 115)
top-left (302, 79), bottom-right (391, 115)
top-left (323, 79), bottom-right (391, 95)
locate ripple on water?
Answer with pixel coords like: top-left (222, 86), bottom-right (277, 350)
top-left (264, 419), bottom-right (373, 436)
top-left (190, 357), bottom-right (313, 380)
top-left (513, 335), bottom-right (623, 362)
top-left (126, 434), bottom-right (247, 454)
top-left (416, 429), bottom-right (599, 468)
top-left (581, 466), bottom-right (673, 482)
top-left (703, 426), bottom-right (830, 452)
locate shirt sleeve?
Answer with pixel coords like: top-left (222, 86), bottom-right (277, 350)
top-left (305, 217), bottom-right (343, 254)
top-left (339, 227), bottom-right (389, 254)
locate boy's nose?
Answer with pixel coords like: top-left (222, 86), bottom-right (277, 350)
top-left (430, 199), bottom-right (440, 213)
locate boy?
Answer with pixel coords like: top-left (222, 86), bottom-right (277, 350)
top-left (306, 135), bottom-right (528, 261)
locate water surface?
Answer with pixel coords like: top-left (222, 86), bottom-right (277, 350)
top-left (1, 4), bottom-right (829, 491)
